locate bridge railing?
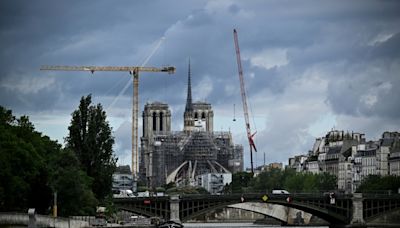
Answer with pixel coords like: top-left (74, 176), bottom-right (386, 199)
top-left (178, 192), bottom-right (352, 199)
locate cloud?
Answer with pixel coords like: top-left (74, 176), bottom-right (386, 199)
top-left (193, 76), bottom-right (213, 102)
top-left (1, 0), bottom-right (400, 168)
top-left (248, 48), bottom-right (289, 70)
top-left (368, 33), bottom-right (395, 46)
top-left (326, 60), bottom-right (400, 119)
top-left (1, 73), bottom-right (56, 95)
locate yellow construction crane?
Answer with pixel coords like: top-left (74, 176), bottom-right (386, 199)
top-left (40, 65), bottom-right (176, 178)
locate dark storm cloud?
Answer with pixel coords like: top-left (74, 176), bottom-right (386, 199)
top-left (1, 0), bottom-right (400, 166)
top-left (0, 0), bottom-right (206, 113)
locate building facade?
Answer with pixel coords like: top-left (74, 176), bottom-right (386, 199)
top-left (139, 62), bottom-right (243, 189)
top-left (289, 130), bottom-right (400, 193)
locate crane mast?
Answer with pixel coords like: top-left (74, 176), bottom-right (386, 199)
top-left (233, 29), bottom-right (257, 175)
top-left (40, 65), bottom-right (175, 179)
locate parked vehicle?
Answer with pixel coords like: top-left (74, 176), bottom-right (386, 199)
top-left (272, 189), bottom-right (290, 194)
top-left (113, 189), bottom-right (134, 198)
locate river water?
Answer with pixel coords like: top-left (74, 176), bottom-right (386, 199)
top-left (182, 223), bottom-right (328, 228)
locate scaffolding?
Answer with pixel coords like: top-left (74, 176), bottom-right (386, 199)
top-left (141, 130), bottom-right (243, 188)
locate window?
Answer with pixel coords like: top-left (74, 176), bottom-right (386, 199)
top-left (202, 112), bottom-right (206, 119)
top-left (194, 112), bottom-right (198, 119)
top-left (152, 112), bottom-right (157, 131)
top-left (160, 112), bottom-right (163, 131)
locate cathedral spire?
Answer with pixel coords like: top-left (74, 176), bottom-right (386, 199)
top-left (185, 58), bottom-right (193, 112)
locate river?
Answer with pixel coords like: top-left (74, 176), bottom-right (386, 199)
top-left (182, 223), bottom-right (328, 228)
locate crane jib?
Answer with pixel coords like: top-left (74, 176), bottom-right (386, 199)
top-left (40, 66), bottom-right (176, 74)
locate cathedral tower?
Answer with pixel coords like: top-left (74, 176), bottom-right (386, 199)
top-left (142, 102), bottom-right (171, 138)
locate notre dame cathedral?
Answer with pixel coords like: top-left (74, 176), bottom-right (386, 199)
top-left (139, 62), bottom-right (243, 188)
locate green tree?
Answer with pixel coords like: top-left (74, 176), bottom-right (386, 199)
top-left (65, 95), bottom-right (117, 201)
top-left (230, 171), bottom-right (254, 193)
top-left (0, 106), bottom-right (15, 125)
top-left (0, 108), bottom-right (53, 213)
top-left (315, 172), bottom-right (337, 191)
top-left (48, 149), bottom-right (97, 216)
top-left (0, 106), bottom-right (100, 215)
top-left (284, 171), bottom-right (337, 192)
top-left (251, 168), bottom-right (285, 192)
top-left (166, 185), bottom-right (209, 195)
top-left (284, 173), bottom-right (305, 192)
top-left (357, 175), bottom-right (400, 193)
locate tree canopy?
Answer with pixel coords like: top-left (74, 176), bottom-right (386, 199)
top-left (65, 95), bottom-right (117, 201)
top-left (357, 175), bottom-right (400, 194)
top-left (0, 100), bottom-right (116, 216)
top-left (228, 168), bottom-right (337, 193)
top-left (1, 107), bottom-right (53, 213)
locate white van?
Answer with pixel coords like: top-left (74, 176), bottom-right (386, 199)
top-left (113, 189), bottom-right (134, 198)
top-left (272, 189), bottom-right (290, 194)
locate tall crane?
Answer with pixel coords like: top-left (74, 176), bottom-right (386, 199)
top-left (40, 65), bottom-right (175, 178)
top-left (233, 29), bottom-right (257, 175)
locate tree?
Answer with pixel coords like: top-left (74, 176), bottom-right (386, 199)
top-left (316, 172), bottom-right (337, 191)
top-left (0, 106), bottom-right (15, 125)
top-left (283, 171), bottom-right (337, 193)
top-left (0, 106), bottom-right (100, 215)
top-left (357, 175), bottom-right (400, 193)
top-left (0, 108), bottom-right (52, 213)
top-left (65, 95), bottom-right (117, 201)
top-left (48, 149), bottom-right (97, 216)
top-left (251, 168), bottom-right (280, 192)
top-left (230, 171), bottom-right (254, 193)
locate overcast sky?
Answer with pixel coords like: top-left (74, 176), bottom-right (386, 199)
top-left (1, 0), bottom-right (399, 169)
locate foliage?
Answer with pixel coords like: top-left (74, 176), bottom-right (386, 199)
top-left (0, 103), bottom-right (116, 216)
top-left (165, 186), bottom-right (209, 195)
top-left (115, 165), bottom-right (131, 174)
top-left (162, 182), bottom-right (176, 191)
top-left (137, 186), bottom-right (149, 192)
top-left (65, 95), bottom-right (117, 201)
top-left (48, 149), bottom-right (97, 216)
top-left (0, 108), bottom-right (53, 213)
top-left (251, 168), bottom-right (296, 192)
top-left (357, 175), bottom-right (400, 193)
top-left (229, 171), bottom-right (254, 193)
top-left (228, 168), bottom-right (337, 193)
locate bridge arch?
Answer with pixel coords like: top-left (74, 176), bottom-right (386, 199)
top-left (179, 194), bottom-right (349, 224)
top-left (228, 202), bottom-right (314, 224)
top-left (263, 200), bottom-right (347, 224)
top-left (180, 201), bottom-right (317, 225)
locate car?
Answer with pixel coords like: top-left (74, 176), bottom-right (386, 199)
top-left (272, 189), bottom-right (290, 194)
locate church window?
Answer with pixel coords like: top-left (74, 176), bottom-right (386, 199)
top-left (202, 112), bottom-right (206, 119)
top-left (160, 112), bottom-right (163, 131)
top-left (153, 112), bottom-right (157, 131)
top-left (194, 112), bottom-right (198, 119)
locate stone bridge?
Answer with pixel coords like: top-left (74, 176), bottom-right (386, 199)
top-left (113, 193), bottom-right (400, 227)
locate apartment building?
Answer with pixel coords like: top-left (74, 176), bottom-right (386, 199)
top-left (289, 130), bottom-right (400, 193)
